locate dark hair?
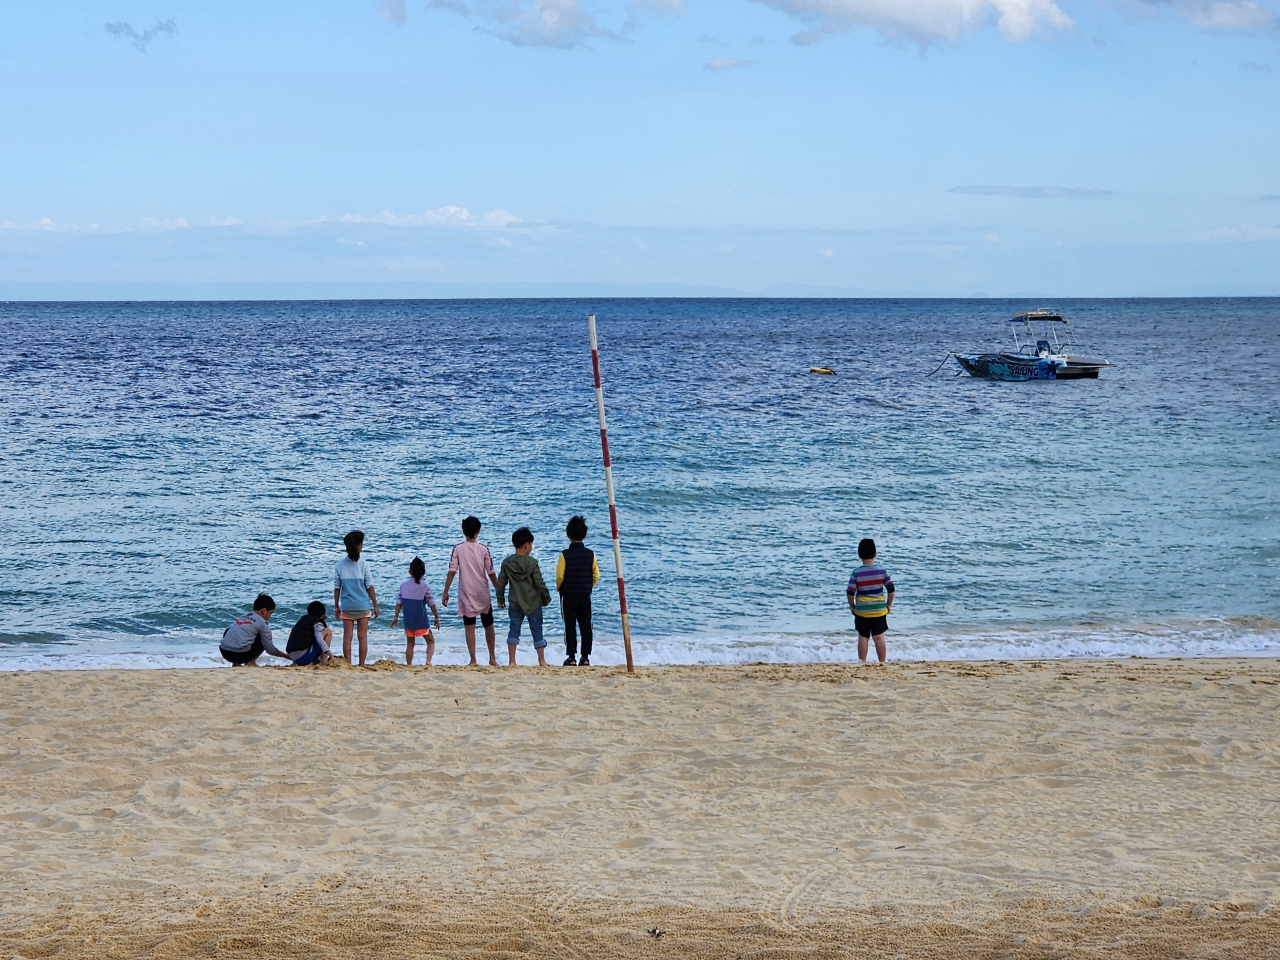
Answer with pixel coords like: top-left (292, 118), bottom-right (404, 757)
top-left (253, 593), bottom-right (276, 612)
top-left (512, 527), bottom-right (534, 549)
top-left (566, 515), bottom-right (588, 541)
top-left (409, 556), bottom-right (425, 583)
top-left (858, 538), bottom-right (877, 561)
top-left (462, 516), bottom-right (481, 538)
top-left (343, 530), bottom-right (364, 560)
top-left (307, 600), bottom-right (326, 619)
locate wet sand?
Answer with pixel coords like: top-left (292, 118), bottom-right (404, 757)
top-left (2, 658), bottom-right (1279, 957)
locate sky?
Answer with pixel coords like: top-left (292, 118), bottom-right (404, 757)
top-left (1, 0), bottom-right (1278, 297)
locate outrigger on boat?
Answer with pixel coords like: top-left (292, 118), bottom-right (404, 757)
top-left (954, 310), bottom-right (1114, 381)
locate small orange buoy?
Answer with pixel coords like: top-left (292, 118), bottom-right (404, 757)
top-left (809, 366), bottom-right (836, 375)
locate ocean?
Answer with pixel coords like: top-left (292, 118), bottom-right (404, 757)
top-left (1, 298), bottom-right (1277, 669)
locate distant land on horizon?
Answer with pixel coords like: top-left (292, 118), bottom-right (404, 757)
top-left (4, 281), bottom-right (1280, 303)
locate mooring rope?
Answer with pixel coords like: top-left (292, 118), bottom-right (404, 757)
top-left (926, 352), bottom-right (955, 377)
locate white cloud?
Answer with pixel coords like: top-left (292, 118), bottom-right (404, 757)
top-left (334, 206), bottom-right (522, 228)
top-left (949, 184), bottom-right (1114, 197)
top-left (203, 216), bottom-right (242, 227)
top-left (1206, 224), bottom-right (1280, 240)
top-left (706, 55), bottom-right (751, 69)
top-left (758, 0), bottom-right (1072, 44)
top-left (1162, 0), bottom-right (1276, 31)
top-left (379, 0), bottom-right (408, 22)
top-left (1125, 0), bottom-right (1276, 32)
top-left (1, 217), bottom-right (99, 233)
top-left (984, 232), bottom-right (1000, 242)
top-left (139, 216), bottom-right (189, 229)
top-left (429, 0), bottom-right (623, 47)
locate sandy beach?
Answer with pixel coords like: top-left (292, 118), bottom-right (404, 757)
top-left (3, 658), bottom-right (1279, 958)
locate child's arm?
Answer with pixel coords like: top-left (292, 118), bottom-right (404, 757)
top-left (429, 603), bottom-right (440, 630)
top-left (333, 586), bottom-right (342, 618)
top-left (496, 565), bottom-right (508, 609)
top-left (442, 571), bottom-right (456, 607)
top-left (391, 602), bottom-right (402, 628)
top-left (591, 556), bottom-right (600, 587)
top-left (884, 571), bottom-right (895, 614)
top-left (489, 570), bottom-right (504, 608)
top-left (367, 585), bottom-right (379, 619)
top-left (555, 554), bottom-right (565, 591)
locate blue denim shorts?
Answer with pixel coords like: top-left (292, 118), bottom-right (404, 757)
top-left (507, 606), bottom-right (546, 648)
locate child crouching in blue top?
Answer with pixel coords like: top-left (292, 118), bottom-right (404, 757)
top-left (287, 601), bottom-right (333, 666)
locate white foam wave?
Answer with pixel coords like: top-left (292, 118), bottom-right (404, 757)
top-left (2, 619), bottom-right (1277, 671)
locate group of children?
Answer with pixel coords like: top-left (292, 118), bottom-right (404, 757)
top-left (218, 515), bottom-right (601, 669)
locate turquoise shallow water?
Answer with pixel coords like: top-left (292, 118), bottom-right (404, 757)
top-left (1, 298), bottom-right (1277, 668)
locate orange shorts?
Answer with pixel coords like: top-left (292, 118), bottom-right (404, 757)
top-left (340, 611), bottom-right (370, 622)
top-left (405, 628), bottom-right (432, 638)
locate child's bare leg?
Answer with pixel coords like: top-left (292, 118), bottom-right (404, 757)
top-left (857, 634), bottom-right (869, 662)
top-left (405, 635), bottom-right (415, 666)
top-left (872, 633), bottom-right (887, 663)
top-left (464, 624), bottom-right (478, 665)
top-left (425, 634), bottom-right (435, 666)
top-left (343, 619), bottom-right (355, 663)
top-left (357, 618), bottom-right (369, 666)
top-left (485, 623), bottom-right (498, 666)
top-left (508, 643), bottom-right (518, 666)
top-left (536, 646), bottom-right (547, 667)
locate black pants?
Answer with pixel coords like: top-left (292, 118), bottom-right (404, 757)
top-left (561, 594), bottom-right (593, 659)
top-left (220, 638), bottom-right (264, 665)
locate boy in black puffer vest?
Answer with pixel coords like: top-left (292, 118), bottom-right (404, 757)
top-left (287, 600), bottom-right (334, 666)
top-left (555, 515), bottom-right (599, 666)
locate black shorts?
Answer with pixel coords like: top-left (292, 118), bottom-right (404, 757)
top-left (855, 615), bottom-right (888, 638)
top-left (220, 639), bottom-right (264, 665)
top-left (462, 610), bottom-right (494, 628)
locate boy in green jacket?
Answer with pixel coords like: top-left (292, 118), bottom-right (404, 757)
top-left (497, 527), bottom-right (553, 667)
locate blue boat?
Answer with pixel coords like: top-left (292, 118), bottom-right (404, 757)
top-left (953, 353), bottom-right (1065, 381)
top-left (954, 311), bottom-right (1113, 381)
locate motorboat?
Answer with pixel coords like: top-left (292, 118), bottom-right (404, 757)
top-left (955, 311), bottom-right (1113, 381)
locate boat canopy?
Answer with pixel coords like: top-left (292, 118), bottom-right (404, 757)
top-left (1012, 310), bottom-right (1066, 322)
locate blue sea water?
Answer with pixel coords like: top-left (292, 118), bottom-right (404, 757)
top-left (1, 298), bottom-right (1277, 669)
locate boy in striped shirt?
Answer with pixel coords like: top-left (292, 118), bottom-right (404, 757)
top-left (846, 538), bottom-right (895, 663)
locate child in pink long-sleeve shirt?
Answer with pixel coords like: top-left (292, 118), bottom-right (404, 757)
top-left (441, 515), bottom-right (503, 666)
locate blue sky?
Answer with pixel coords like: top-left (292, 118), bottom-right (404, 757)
top-left (1, 0), bottom-right (1278, 296)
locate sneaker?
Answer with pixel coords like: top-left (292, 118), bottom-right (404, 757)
top-left (578, 656), bottom-right (590, 667)
top-left (562, 656), bottom-right (576, 666)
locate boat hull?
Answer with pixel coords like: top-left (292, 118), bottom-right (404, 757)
top-left (1056, 361), bottom-right (1102, 379)
top-left (954, 353), bottom-right (1064, 381)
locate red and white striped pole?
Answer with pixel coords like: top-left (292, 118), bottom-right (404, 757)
top-left (588, 313), bottom-right (634, 673)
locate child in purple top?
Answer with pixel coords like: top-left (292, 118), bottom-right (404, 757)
top-left (391, 557), bottom-right (441, 666)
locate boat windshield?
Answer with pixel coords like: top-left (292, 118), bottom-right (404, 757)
top-left (1009, 312), bottom-right (1104, 360)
